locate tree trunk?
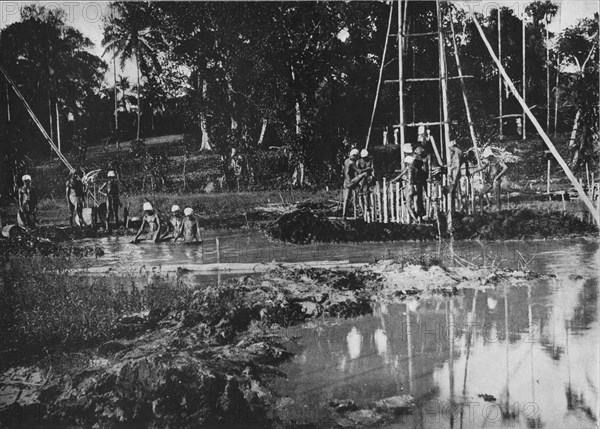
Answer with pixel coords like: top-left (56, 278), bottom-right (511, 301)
top-left (290, 65), bottom-right (304, 186)
top-left (200, 78), bottom-right (212, 151)
top-left (569, 110), bottom-right (581, 165)
top-left (136, 51), bottom-right (141, 140)
top-left (113, 55), bottom-right (118, 130)
top-left (226, 78), bottom-right (238, 134)
top-left (257, 118), bottom-right (268, 146)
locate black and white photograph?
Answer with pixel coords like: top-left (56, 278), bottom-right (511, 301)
top-left (0, 0), bottom-right (599, 427)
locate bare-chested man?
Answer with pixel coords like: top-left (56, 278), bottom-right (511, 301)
top-left (175, 207), bottom-right (202, 243)
top-left (471, 147), bottom-right (508, 211)
top-left (66, 171), bottom-right (85, 227)
top-left (342, 149), bottom-right (368, 220)
top-left (18, 174), bottom-right (37, 230)
top-left (134, 202), bottom-right (161, 243)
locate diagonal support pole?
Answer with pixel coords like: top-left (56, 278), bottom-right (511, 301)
top-left (470, 12), bottom-right (600, 225)
top-left (0, 64), bottom-right (74, 173)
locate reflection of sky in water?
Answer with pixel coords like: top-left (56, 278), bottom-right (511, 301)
top-left (272, 241), bottom-right (599, 429)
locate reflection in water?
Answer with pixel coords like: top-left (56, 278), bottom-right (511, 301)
top-left (272, 242), bottom-right (599, 429)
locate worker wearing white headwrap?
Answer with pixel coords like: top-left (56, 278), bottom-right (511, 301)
top-left (356, 149), bottom-right (375, 196)
top-left (18, 174), bottom-right (37, 230)
top-left (133, 201), bottom-right (162, 243)
top-left (159, 204), bottom-right (184, 242)
top-left (342, 148), bottom-right (368, 220)
top-left (99, 170), bottom-right (121, 230)
top-left (471, 146), bottom-right (508, 212)
top-left (174, 207), bottom-right (202, 243)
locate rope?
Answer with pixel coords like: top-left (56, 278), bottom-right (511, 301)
top-left (365, 4), bottom-right (394, 150)
top-left (0, 64), bottom-right (75, 173)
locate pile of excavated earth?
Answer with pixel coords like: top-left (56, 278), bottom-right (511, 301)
top-left (267, 207), bottom-right (598, 243)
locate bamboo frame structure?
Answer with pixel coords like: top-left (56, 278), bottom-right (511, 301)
top-left (470, 11), bottom-right (600, 225)
top-left (398, 0), bottom-right (406, 149)
top-left (522, 8), bottom-right (527, 139)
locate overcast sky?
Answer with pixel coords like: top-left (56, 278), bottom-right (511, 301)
top-left (1, 1), bottom-right (598, 87)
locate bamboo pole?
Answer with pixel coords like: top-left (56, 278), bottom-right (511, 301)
top-left (48, 98), bottom-right (54, 157)
top-left (470, 12), bottom-right (600, 225)
top-left (396, 182), bottom-right (401, 223)
top-left (383, 178), bottom-right (388, 223)
top-left (522, 8), bottom-right (526, 140)
top-left (498, 8), bottom-right (503, 139)
top-left (398, 0), bottom-right (405, 148)
top-left (553, 56), bottom-right (560, 138)
top-left (450, 12), bottom-right (480, 163)
top-left (389, 183), bottom-right (395, 222)
top-left (0, 65), bottom-right (74, 173)
top-left (365, 4), bottom-right (394, 150)
top-left (216, 237), bottom-right (221, 264)
top-left (546, 15), bottom-right (550, 133)
top-left (561, 192), bottom-right (566, 213)
top-left (376, 181), bottom-right (382, 222)
top-left (5, 82), bottom-right (10, 122)
top-left (436, 0), bottom-right (453, 232)
top-left (547, 157), bottom-right (551, 199)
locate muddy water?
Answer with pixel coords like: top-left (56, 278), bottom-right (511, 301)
top-left (272, 241), bottom-right (599, 428)
top-left (87, 231), bottom-right (597, 271)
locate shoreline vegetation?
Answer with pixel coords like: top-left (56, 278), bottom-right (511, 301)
top-left (0, 256), bottom-right (549, 428)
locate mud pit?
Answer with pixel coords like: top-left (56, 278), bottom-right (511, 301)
top-left (267, 208), bottom-right (598, 244)
top-left (0, 260), bottom-right (554, 428)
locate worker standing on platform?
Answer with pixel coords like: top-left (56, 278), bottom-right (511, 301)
top-left (342, 149), bottom-right (368, 220)
top-left (447, 140), bottom-right (470, 211)
top-left (390, 147), bottom-right (419, 223)
top-left (472, 147), bottom-right (508, 212)
top-left (18, 174), bottom-right (37, 230)
top-left (357, 149), bottom-right (375, 194)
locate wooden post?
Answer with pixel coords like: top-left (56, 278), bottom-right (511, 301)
top-left (498, 7), bottom-right (503, 139)
top-left (545, 14), bottom-right (551, 133)
top-left (383, 178), bottom-right (388, 223)
top-left (450, 12), bottom-right (480, 162)
top-left (561, 192), bottom-right (566, 213)
top-left (398, 0), bottom-right (405, 148)
top-left (547, 157), bottom-right (551, 199)
top-left (437, 0), bottom-right (452, 234)
top-left (522, 8), bottom-right (526, 140)
top-left (370, 193), bottom-right (375, 223)
top-left (471, 12), bottom-right (600, 225)
top-left (216, 237), bottom-right (220, 263)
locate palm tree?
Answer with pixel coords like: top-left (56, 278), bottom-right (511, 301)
top-left (116, 75), bottom-right (131, 111)
top-left (102, 2), bottom-right (162, 140)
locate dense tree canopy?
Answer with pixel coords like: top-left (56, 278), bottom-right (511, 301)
top-left (1, 1), bottom-right (598, 185)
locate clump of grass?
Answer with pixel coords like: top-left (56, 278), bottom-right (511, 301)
top-left (0, 257), bottom-right (192, 363)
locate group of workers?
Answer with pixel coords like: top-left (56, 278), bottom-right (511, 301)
top-left (342, 126), bottom-right (508, 221)
top-left (133, 202), bottom-right (202, 244)
top-left (15, 168), bottom-right (202, 245)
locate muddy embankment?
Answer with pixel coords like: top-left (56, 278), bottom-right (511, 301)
top-left (267, 207), bottom-right (599, 244)
top-left (1, 261), bottom-right (546, 428)
top-left (0, 231), bottom-right (104, 261)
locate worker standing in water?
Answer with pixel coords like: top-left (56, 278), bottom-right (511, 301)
top-left (161, 205), bottom-right (184, 242)
top-left (175, 207), bottom-right (202, 243)
top-left (133, 202), bottom-right (161, 243)
top-left (99, 170), bottom-right (120, 230)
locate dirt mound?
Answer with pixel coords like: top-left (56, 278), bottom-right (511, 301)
top-left (452, 208), bottom-right (598, 240)
top-left (0, 234), bottom-right (104, 260)
top-left (267, 208), bottom-right (597, 243)
top-left (267, 208), bottom-right (437, 244)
